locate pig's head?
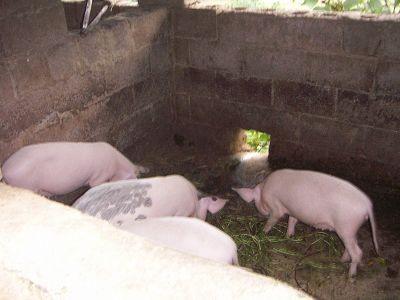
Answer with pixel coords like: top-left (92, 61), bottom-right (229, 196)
top-left (232, 186), bottom-right (260, 203)
top-left (127, 164), bottom-right (149, 179)
top-left (196, 196), bottom-right (228, 220)
top-left (110, 165), bottom-right (150, 182)
top-left (134, 165), bottom-right (150, 177)
top-left (232, 184), bottom-right (270, 216)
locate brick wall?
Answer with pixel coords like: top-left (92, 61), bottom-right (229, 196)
top-left (172, 8), bottom-right (400, 189)
top-left (0, 1), bottom-right (172, 161)
top-left (1, 1), bottom-right (399, 190)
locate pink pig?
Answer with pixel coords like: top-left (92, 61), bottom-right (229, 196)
top-left (73, 175), bottom-right (228, 224)
top-left (119, 216), bottom-right (239, 265)
top-left (1, 142), bottom-right (148, 197)
top-left (232, 169), bottom-right (379, 277)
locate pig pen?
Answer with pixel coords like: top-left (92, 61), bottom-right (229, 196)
top-left (1, 0), bottom-right (400, 299)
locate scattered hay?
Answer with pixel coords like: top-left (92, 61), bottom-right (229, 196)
top-left (209, 212), bottom-right (346, 277)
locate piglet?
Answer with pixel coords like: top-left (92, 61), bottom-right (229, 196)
top-left (73, 175), bottom-right (228, 225)
top-left (232, 169), bottom-right (379, 277)
top-left (1, 142), bottom-right (148, 197)
top-left (119, 216), bottom-right (239, 265)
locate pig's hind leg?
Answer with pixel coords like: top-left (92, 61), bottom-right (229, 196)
top-left (286, 216), bottom-right (298, 237)
top-left (338, 231), bottom-right (363, 277)
top-left (341, 249), bottom-right (351, 262)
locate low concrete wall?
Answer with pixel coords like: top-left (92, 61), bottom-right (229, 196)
top-left (0, 1), bottom-right (172, 161)
top-left (172, 8), bottom-right (400, 190)
top-left (0, 184), bottom-right (311, 299)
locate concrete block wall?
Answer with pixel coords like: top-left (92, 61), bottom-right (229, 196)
top-left (1, 0), bottom-right (399, 191)
top-left (172, 8), bottom-right (400, 189)
top-left (0, 1), bottom-right (172, 161)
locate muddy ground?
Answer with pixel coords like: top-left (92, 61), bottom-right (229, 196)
top-left (59, 138), bottom-right (400, 300)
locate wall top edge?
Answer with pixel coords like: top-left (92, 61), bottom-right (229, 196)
top-left (183, 3), bottom-right (400, 22)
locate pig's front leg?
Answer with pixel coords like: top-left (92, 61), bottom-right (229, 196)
top-left (286, 216), bottom-right (298, 237)
top-left (263, 213), bottom-right (282, 234)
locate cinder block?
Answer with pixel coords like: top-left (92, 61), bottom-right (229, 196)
top-left (175, 93), bottom-right (191, 122)
top-left (213, 100), bottom-right (241, 128)
top-left (138, 0), bottom-right (184, 8)
top-left (376, 60), bottom-right (400, 95)
top-left (113, 106), bottom-right (155, 150)
top-left (0, 61), bottom-right (21, 139)
top-left (189, 40), bottom-right (242, 75)
top-left (150, 42), bottom-right (170, 74)
top-left (218, 12), bottom-right (343, 54)
top-left (106, 85), bottom-right (135, 118)
top-left (176, 67), bottom-right (216, 97)
top-left (0, 61), bottom-right (16, 101)
top-left (273, 80), bottom-right (335, 117)
top-left (216, 72), bottom-right (271, 107)
top-left (364, 127), bottom-right (400, 165)
top-left (307, 52), bottom-right (375, 93)
top-left (365, 160), bottom-right (400, 189)
top-left (104, 46), bottom-right (151, 92)
top-left (298, 115), bottom-right (366, 155)
top-left (268, 139), bottom-right (310, 170)
top-left (343, 19), bottom-right (383, 57)
top-left (283, 17), bottom-right (343, 54)
top-left (9, 54), bottom-right (53, 96)
top-left (100, 15), bottom-right (134, 61)
top-left (0, 4), bottom-right (67, 57)
top-left (46, 38), bottom-right (82, 82)
top-left (190, 95), bottom-right (215, 125)
top-left (126, 8), bottom-right (169, 48)
top-left (134, 72), bottom-right (170, 109)
top-left (153, 98), bottom-right (173, 124)
top-left (242, 47), bottom-right (309, 82)
top-left (0, 0), bottom-right (56, 18)
top-left (337, 90), bottom-right (400, 130)
top-left (174, 38), bottom-right (189, 65)
top-left (243, 48), bottom-right (375, 92)
top-left (382, 23), bottom-right (400, 60)
top-left (76, 27), bottom-right (111, 73)
top-left (174, 9), bottom-right (217, 40)
top-left (217, 12), bottom-right (269, 45)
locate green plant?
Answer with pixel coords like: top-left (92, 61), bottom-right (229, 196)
top-left (245, 130), bottom-right (270, 153)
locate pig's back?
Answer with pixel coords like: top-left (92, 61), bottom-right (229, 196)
top-left (2, 142), bottom-right (101, 193)
top-left (120, 217), bottom-right (237, 264)
top-left (264, 169), bottom-right (370, 225)
top-left (73, 175), bottom-right (197, 223)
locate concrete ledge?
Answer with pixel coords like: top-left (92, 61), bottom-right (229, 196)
top-left (0, 184), bottom-right (311, 299)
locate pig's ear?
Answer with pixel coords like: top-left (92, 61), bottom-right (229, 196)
top-left (232, 187), bottom-right (256, 203)
top-left (200, 197), bottom-right (228, 214)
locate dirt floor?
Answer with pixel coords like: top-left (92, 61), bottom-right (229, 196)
top-left (59, 137), bottom-right (400, 300)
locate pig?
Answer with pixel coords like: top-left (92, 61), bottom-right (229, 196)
top-left (119, 216), bottom-right (239, 265)
top-left (1, 142), bottom-right (148, 197)
top-left (72, 175), bottom-right (228, 225)
top-left (232, 169), bottom-right (379, 277)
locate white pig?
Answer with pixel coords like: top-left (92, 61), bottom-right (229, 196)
top-left (119, 216), bottom-right (239, 265)
top-left (73, 175), bottom-right (228, 224)
top-left (232, 169), bottom-right (379, 277)
top-left (1, 142), bottom-right (148, 197)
